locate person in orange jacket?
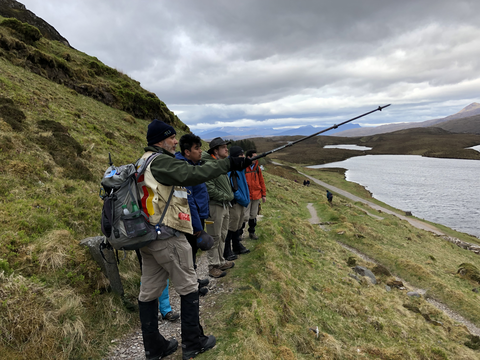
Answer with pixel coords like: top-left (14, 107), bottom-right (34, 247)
top-left (244, 149), bottom-right (266, 239)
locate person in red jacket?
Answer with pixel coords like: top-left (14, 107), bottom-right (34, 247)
top-left (244, 149), bottom-right (266, 239)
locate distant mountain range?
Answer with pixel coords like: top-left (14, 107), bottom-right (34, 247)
top-left (334, 102), bottom-right (480, 137)
top-left (197, 123), bottom-right (361, 141)
top-left (197, 102), bottom-right (480, 141)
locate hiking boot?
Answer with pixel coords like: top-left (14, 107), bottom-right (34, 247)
top-left (182, 335), bottom-right (216, 360)
top-left (218, 261), bottom-right (235, 271)
top-left (209, 268), bottom-right (226, 278)
top-left (249, 232), bottom-right (259, 240)
top-left (199, 287), bottom-right (208, 297)
top-left (197, 278), bottom-right (209, 288)
top-left (225, 253), bottom-right (238, 261)
top-left (233, 242), bottom-right (250, 255)
top-left (161, 338), bottom-right (179, 359)
top-left (162, 311), bottom-right (180, 322)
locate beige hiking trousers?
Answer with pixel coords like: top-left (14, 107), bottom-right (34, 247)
top-left (206, 203), bottom-right (229, 269)
top-left (138, 233), bottom-right (197, 301)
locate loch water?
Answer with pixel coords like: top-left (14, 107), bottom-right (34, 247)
top-left (309, 155), bottom-right (480, 239)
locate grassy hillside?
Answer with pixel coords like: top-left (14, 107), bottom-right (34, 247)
top-left (0, 16), bottom-right (191, 359)
top-left (434, 114), bottom-right (480, 135)
top-left (197, 165), bottom-right (480, 359)
top-left (252, 127), bottom-right (480, 165)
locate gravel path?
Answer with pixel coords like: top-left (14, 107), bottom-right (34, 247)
top-left (105, 251), bottom-right (223, 360)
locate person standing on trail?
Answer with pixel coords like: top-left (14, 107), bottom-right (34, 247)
top-left (202, 137), bottom-right (236, 279)
top-left (326, 190), bottom-right (333, 204)
top-left (136, 121), bottom-right (250, 360)
top-left (244, 149), bottom-right (267, 240)
top-left (175, 133), bottom-right (212, 296)
top-left (224, 146), bottom-right (251, 260)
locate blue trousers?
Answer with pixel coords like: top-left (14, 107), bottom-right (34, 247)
top-left (158, 279), bottom-right (172, 316)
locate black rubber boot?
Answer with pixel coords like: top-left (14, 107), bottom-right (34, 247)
top-left (223, 230), bottom-right (238, 261)
top-left (232, 229), bottom-right (250, 255)
top-left (138, 299), bottom-right (178, 360)
top-left (181, 291), bottom-right (216, 359)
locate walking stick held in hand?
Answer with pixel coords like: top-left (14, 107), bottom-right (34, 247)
top-left (250, 104), bottom-right (391, 161)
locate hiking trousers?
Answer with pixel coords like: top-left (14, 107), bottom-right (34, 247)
top-left (228, 202), bottom-right (245, 232)
top-left (138, 233), bottom-right (197, 301)
top-left (245, 199), bottom-right (260, 221)
top-left (206, 203), bottom-right (229, 269)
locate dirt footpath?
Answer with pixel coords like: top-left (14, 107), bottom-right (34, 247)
top-left (299, 170), bottom-right (445, 235)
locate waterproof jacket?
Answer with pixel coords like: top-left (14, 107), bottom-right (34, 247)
top-left (139, 146), bottom-right (231, 232)
top-left (201, 151), bottom-right (234, 207)
top-left (174, 152), bottom-right (210, 233)
top-left (245, 161), bottom-right (266, 200)
top-left (228, 167), bottom-right (250, 208)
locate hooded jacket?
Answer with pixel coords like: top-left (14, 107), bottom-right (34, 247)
top-left (201, 151), bottom-right (234, 207)
top-left (245, 161), bottom-right (266, 201)
top-left (175, 152), bottom-right (210, 233)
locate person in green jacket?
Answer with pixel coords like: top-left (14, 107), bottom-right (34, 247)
top-left (201, 137), bottom-right (236, 278)
top-left (137, 121), bottom-right (250, 360)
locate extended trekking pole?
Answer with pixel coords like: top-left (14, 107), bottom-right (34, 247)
top-left (250, 104), bottom-right (391, 161)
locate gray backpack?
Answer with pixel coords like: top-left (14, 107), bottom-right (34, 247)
top-left (100, 153), bottom-right (162, 251)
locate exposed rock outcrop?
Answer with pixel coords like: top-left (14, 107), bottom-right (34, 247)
top-left (0, 0), bottom-right (70, 46)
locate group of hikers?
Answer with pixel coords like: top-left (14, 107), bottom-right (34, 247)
top-left (134, 120), bottom-right (266, 360)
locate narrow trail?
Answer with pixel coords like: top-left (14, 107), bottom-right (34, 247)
top-left (306, 200), bottom-right (480, 337)
top-left (299, 170), bottom-right (444, 235)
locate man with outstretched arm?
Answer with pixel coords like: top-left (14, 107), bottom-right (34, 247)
top-left (136, 121), bottom-right (250, 360)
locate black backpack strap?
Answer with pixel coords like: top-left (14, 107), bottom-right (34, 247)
top-left (99, 239), bottom-right (118, 265)
top-left (135, 249), bottom-right (143, 273)
top-left (156, 186), bottom-right (175, 228)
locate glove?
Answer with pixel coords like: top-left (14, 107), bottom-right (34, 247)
top-left (229, 156), bottom-right (253, 171)
top-left (196, 230), bottom-right (214, 251)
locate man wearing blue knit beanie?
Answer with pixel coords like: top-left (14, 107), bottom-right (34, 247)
top-left (136, 119), bottom-right (252, 360)
top-left (147, 119), bottom-right (176, 146)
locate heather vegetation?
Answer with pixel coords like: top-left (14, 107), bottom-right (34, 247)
top-left (0, 17), bottom-right (479, 360)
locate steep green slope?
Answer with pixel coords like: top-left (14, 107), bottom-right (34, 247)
top-left (0, 17), bottom-right (189, 359)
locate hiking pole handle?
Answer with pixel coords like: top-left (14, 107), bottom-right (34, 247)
top-left (250, 104), bottom-right (391, 161)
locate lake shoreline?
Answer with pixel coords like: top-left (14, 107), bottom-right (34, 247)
top-left (307, 155), bottom-right (480, 242)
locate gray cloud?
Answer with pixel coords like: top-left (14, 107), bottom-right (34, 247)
top-left (20, 0), bottom-right (480, 130)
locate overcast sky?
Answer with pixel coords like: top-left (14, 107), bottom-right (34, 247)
top-left (19, 0), bottom-right (480, 132)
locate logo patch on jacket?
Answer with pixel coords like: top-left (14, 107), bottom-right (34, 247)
top-left (178, 212), bottom-right (190, 221)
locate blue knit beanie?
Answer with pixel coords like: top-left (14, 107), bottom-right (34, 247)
top-left (147, 119), bottom-right (176, 146)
